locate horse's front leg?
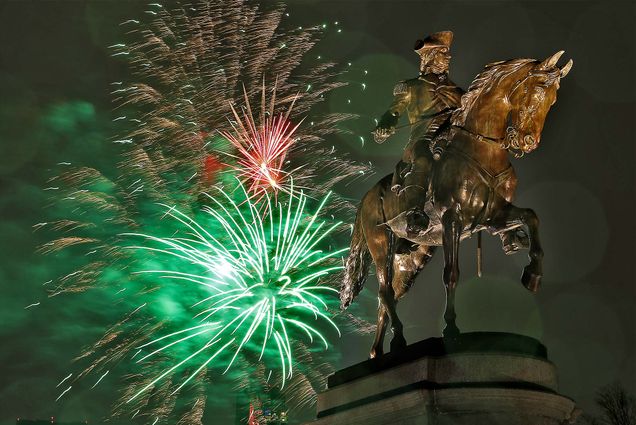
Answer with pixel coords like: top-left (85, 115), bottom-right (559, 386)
top-left (441, 206), bottom-right (462, 337)
top-left (492, 203), bottom-right (543, 292)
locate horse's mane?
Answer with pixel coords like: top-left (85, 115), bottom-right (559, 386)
top-left (452, 58), bottom-right (536, 126)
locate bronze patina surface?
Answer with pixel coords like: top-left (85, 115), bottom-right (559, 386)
top-left (341, 50), bottom-right (573, 359)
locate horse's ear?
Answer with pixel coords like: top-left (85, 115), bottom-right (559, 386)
top-left (560, 59), bottom-right (573, 78)
top-left (539, 50), bottom-right (565, 70)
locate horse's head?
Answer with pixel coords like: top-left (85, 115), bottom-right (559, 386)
top-left (506, 51), bottom-right (573, 153)
top-left (454, 52), bottom-right (573, 155)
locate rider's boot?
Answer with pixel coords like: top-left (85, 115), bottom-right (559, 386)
top-left (397, 155), bottom-right (433, 238)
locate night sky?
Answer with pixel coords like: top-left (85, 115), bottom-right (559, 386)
top-left (0, 1), bottom-right (634, 424)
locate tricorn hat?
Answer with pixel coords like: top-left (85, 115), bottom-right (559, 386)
top-left (414, 31), bottom-right (453, 54)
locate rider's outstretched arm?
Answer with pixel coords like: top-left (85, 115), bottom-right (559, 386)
top-left (373, 81), bottom-right (411, 143)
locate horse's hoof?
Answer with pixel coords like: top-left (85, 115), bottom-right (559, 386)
top-left (369, 348), bottom-right (383, 359)
top-left (390, 335), bottom-right (407, 352)
top-left (521, 267), bottom-right (542, 292)
top-left (443, 324), bottom-right (461, 339)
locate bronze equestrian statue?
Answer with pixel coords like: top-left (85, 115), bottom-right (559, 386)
top-left (375, 31), bottom-right (529, 263)
top-left (341, 50), bottom-right (573, 359)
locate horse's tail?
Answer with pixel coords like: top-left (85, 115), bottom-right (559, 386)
top-left (340, 207), bottom-right (371, 309)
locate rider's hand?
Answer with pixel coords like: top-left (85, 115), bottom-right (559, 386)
top-left (373, 126), bottom-right (395, 144)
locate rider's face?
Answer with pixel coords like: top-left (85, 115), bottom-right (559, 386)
top-left (422, 47), bottom-right (450, 74)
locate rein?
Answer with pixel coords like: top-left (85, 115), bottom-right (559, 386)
top-left (392, 107), bottom-right (456, 131)
top-left (451, 124), bottom-right (525, 158)
top-left (451, 125), bottom-right (506, 148)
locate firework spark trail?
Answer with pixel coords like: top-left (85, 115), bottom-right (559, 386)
top-left (122, 182), bottom-right (343, 400)
top-left (107, 0), bottom-right (371, 218)
top-left (219, 81), bottom-right (303, 203)
top-left (91, 370), bottom-right (110, 389)
top-left (56, 386), bottom-right (72, 402)
top-left (56, 373), bottom-right (73, 388)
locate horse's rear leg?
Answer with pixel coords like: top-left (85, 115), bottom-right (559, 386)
top-left (370, 303), bottom-right (388, 359)
top-left (387, 245), bottom-right (436, 351)
top-left (377, 230), bottom-right (409, 353)
top-left (368, 226), bottom-right (409, 357)
top-left (366, 221), bottom-right (394, 359)
top-left (442, 207), bottom-right (462, 337)
top-left (369, 253), bottom-right (392, 359)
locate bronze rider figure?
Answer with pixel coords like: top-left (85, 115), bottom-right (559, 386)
top-left (373, 31), bottom-right (463, 238)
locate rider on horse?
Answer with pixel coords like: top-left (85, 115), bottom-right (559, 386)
top-left (373, 31), bottom-right (529, 254)
top-left (373, 31), bottom-right (464, 239)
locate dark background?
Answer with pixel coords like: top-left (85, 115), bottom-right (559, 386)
top-left (0, 0), bottom-right (634, 423)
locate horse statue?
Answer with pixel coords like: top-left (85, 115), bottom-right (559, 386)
top-left (340, 51), bottom-right (573, 359)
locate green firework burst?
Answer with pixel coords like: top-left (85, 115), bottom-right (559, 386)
top-left (124, 182), bottom-right (344, 401)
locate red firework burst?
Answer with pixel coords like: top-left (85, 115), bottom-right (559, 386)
top-left (219, 81), bottom-right (302, 202)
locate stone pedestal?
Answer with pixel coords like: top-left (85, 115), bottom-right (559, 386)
top-left (304, 332), bottom-right (579, 425)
